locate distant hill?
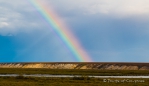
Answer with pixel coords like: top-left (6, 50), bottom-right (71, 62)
top-left (0, 62), bottom-right (149, 70)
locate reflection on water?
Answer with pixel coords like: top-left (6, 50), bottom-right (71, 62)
top-left (0, 74), bottom-right (149, 78)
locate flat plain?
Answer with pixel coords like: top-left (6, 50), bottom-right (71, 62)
top-left (0, 68), bottom-right (149, 86)
top-left (0, 62), bottom-right (149, 86)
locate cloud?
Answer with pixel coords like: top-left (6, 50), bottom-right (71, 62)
top-left (47, 0), bottom-right (149, 18)
top-left (0, 22), bottom-right (9, 28)
top-left (1, 0), bottom-right (149, 36)
top-left (0, 0), bottom-right (46, 36)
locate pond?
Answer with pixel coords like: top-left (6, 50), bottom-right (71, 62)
top-left (0, 74), bottom-right (149, 78)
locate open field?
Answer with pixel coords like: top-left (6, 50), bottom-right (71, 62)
top-left (1, 68), bottom-right (149, 76)
top-left (0, 69), bottom-right (149, 85)
top-left (1, 62), bottom-right (149, 85)
top-left (0, 76), bottom-right (148, 86)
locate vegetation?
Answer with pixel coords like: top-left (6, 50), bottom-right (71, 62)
top-left (0, 68), bottom-right (149, 85)
top-left (0, 68), bottom-right (149, 76)
top-left (0, 76), bottom-right (148, 86)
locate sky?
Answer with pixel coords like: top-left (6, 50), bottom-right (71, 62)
top-left (0, 0), bottom-right (149, 62)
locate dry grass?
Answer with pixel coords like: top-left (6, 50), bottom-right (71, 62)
top-left (0, 76), bottom-right (148, 86)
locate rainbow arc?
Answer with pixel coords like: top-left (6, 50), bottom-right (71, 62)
top-left (29, 0), bottom-right (92, 62)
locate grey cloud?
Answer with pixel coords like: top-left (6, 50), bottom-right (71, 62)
top-left (0, 0), bottom-right (46, 35)
top-left (47, 0), bottom-right (149, 18)
top-left (1, 0), bottom-right (149, 36)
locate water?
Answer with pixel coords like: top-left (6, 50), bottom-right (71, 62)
top-left (0, 74), bottom-right (149, 78)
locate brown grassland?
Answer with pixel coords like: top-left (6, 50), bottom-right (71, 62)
top-left (0, 68), bottom-right (149, 86)
top-left (0, 76), bottom-right (149, 86)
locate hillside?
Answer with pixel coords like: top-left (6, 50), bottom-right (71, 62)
top-left (0, 62), bottom-right (149, 70)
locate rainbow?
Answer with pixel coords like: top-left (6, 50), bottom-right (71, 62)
top-left (29, 0), bottom-right (92, 62)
